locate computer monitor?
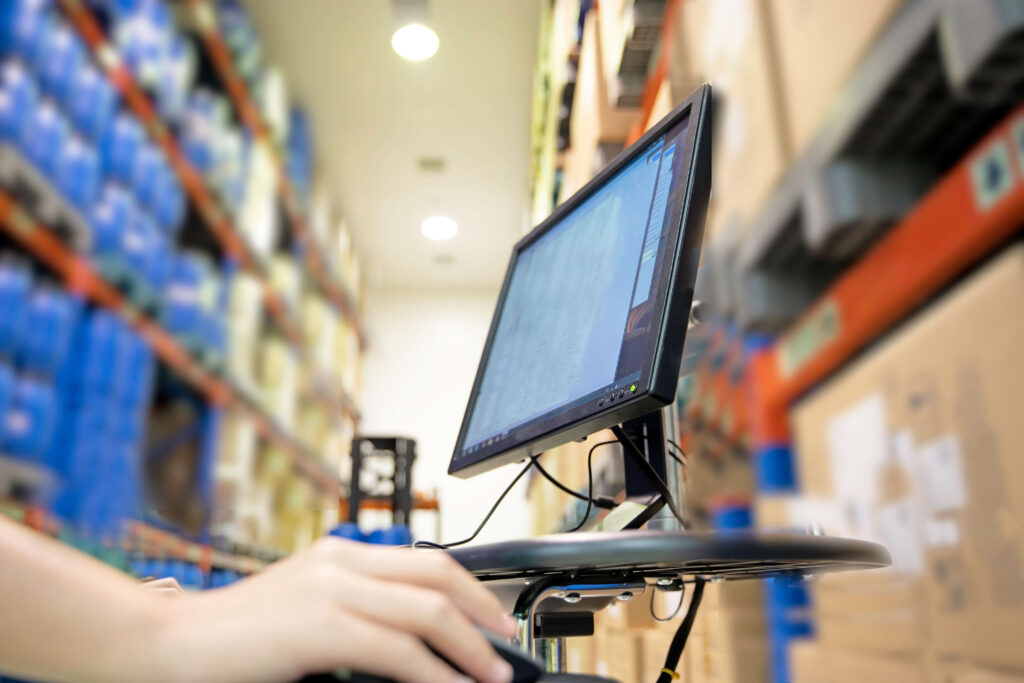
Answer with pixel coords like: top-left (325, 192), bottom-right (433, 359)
top-left (448, 85), bottom-right (711, 479)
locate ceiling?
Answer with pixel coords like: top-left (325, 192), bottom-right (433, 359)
top-left (242, 0), bottom-right (542, 292)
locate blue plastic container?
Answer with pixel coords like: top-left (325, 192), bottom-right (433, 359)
top-left (101, 112), bottom-right (144, 185)
top-left (0, 2), bottom-right (50, 65)
top-left (368, 525), bottom-right (413, 546)
top-left (328, 522), bottom-right (367, 543)
top-left (162, 253), bottom-right (202, 336)
top-left (76, 310), bottom-right (122, 394)
top-left (131, 141), bottom-right (163, 212)
top-left (90, 183), bottom-right (134, 257)
top-left (0, 60), bottom-right (38, 143)
top-left (0, 259), bottom-right (31, 358)
top-left (0, 363), bottom-right (15, 432)
top-left (37, 20), bottom-right (83, 105)
top-left (17, 286), bottom-right (79, 377)
top-left (56, 134), bottom-right (100, 210)
top-left (67, 62), bottom-right (117, 144)
top-left (2, 374), bottom-right (57, 461)
top-left (24, 98), bottom-right (67, 181)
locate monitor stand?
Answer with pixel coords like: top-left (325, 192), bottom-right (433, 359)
top-left (447, 422), bottom-right (892, 681)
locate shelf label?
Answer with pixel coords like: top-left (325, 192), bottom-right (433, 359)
top-left (970, 139), bottom-right (1014, 211)
top-left (777, 298), bottom-right (840, 379)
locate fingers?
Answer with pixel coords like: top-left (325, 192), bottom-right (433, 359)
top-left (312, 539), bottom-right (515, 638)
top-left (140, 577), bottom-right (185, 597)
top-left (335, 574), bottom-right (513, 683)
top-left (322, 611), bottom-right (469, 683)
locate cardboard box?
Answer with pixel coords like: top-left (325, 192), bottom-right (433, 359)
top-left (790, 641), bottom-right (927, 683)
top-left (791, 245), bottom-right (1024, 668)
top-left (639, 625), bottom-right (684, 683)
top-left (769, 0), bottom-right (904, 156)
top-left (562, 11), bottom-right (639, 202)
top-left (593, 626), bottom-right (641, 683)
top-left (680, 0), bottom-right (790, 233)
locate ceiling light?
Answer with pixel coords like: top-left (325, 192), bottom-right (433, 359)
top-left (421, 216), bottom-right (457, 241)
top-left (391, 24), bottom-right (439, 61)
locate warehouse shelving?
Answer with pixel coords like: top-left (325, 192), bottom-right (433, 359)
top-left (751, 105), bottom-right (1024, 440)
top-left (2, 501), bottom-right (270, 574)
top-left (57, 0), bottom-right (307, 353)
top-left (725, 0), bottom-right (1024, 330)
top-left (184, 0), bottom-right (367, 350)
top-left (0, 190), bottom-right (340, 495)
top-left (57, 0), bottom-right (363, 426)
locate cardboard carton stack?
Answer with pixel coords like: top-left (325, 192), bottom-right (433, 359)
top-left (768, 244), bottom-right (1024, 681)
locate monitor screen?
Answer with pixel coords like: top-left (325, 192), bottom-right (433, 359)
top-left (450, 88), bottom-right (710, 477)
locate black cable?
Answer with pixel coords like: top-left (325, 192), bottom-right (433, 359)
top-left (611, 425), bottom-right (688, 529)
top-left (656, 580), bottom-right (705, 683)
top-left (562, 439), bottom-right (616, 532)
top-left (651, 584), bottom-right (686, 623)
top-left (531, 446), bottom-right (617, 510)
top-left (667, 439), bottom-right (689, 462)
top-left (413, 459), bottom-right (534, 550)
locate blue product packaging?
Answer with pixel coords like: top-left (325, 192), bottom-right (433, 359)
top-left (77, 310), bottom-right (121, 394)
top-left (1, 1), bottom-right (49, 65)
top-left (367, 526), bottom-right (414, 546)
top-left (37, 20), bottom-right (82, 105)
top-left (0, 258), bottom-right (31, 358)
top-left (130, 141), bottom-right (162, 212)
top-left (24, 98), bottom-right (67, 180)
top-left (67, 62), bottom-right (117, 145)
top-left (328, 522), bottom-right (366, 543)
top-left (56, 133), bottom-right (100, 210)
top-left (18, 286), bottom-right (79, 377)
top-left (0, 60), bottom-right (38, 142)
top-left (162, 253), bottom-right (202, 336)
top-left (0, 363), bottom-right (15, 435)
top-left (90, 183), bottom-right (133, 257)
top-left (101, 112), bottom-right (143, 185)
top-left (2, 374), bottom-right (57, 461)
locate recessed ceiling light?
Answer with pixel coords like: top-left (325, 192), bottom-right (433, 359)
top-left (391, 24), bottom-right (439, 61)
top-left (421, 216), bottom-right (457, 241)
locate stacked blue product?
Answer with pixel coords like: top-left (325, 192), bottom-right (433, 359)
top-left (328, 523), bottom-right (413, 546)
top-left (286, 106), bottom-right (313, 206)
top-left (765, 577), bottom-right (813, 683)
top-left (0, 258), bottom-right (78, 476)
top-left (129, 557), bottom-right (208, 590)
top-left (50, 309), bottom-right (156, 540)
top-left (163, 251), bottom-right (227, 361)
top-left (0, 0), bottom-right (186, 301)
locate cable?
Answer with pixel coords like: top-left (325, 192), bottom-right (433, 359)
top-left (651, 584), bottom-right (686, 622)
top-left (531, 448), bottom-right (617, 510)
top-left (656, 580), bottom-right (705, 683)
top-left (413, 459), bottom-right (534, 550)
top-left (562, 439), bottom-right (616, 532)
top-left (611, 425), bottom-right (688, 529)
top-left (667, 439), bottom-right (689, 463)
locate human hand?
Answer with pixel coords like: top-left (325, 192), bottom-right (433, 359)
top-left (152, 537), bottom-right (517, 683)
top-left (140, 577), bottom-right (184, 598)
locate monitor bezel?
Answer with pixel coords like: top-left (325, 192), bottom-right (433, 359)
top-left (449, 84), bottom-right (712, 478)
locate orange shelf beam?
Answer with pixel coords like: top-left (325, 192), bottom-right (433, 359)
top-left (0, 192), bottom-right (339, 495)
top-left (185, 0), bottom-right (366, 349)
top-left (762, 106), bottom-right (1024, 421)
top-left (58, 0), bottom-right (307, 354)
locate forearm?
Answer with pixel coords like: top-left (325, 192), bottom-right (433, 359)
top-left (0, 516), bottom-right (168, 682)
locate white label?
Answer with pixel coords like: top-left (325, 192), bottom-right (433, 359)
top-left (876, 499), bottom-right (925, 575)
top-left (970, 140), bottom-right (1015, 211)
top-left (917, 435), bottom-right (968, 514)
top-left (826, 393), bottom-right (889, 505)
top-left (5, 411), bottom-right (28, 434)
top-left (924, 517), bottom-right (960, 548)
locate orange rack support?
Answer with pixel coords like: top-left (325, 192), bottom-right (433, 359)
top-left (58, 0), bottom-right (307, 353)
top-left (0, 192), bottom-right (339, 495)
top-left (764, 106), bottom-right (1024, 412)
top-left (627, 0), bottom-right (685, 145)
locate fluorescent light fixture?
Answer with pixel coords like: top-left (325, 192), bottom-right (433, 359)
top-left (421, 215), bottom-right (457, 241)
top-left (391, 24), bottom-right (439, 61)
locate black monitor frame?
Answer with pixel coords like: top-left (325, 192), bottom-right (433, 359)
top-left (449, 84), bottom-right (712, 478)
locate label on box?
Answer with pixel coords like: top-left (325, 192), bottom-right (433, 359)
top-left (970, 140), bottom-right (1015, 211)
top-left (876, 499), bottom-right (925, 574)
top-left (923, 517), bottom-right (960, 548)
top-left (826, 393), bottom-right (889, 505)
top-left (917, 435), bottom-right (967, 514)
top-left (778, 299), bottom-right (840, 379)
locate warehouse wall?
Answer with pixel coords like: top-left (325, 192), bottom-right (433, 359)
top-left (360, 288), bottom-right (532, 544)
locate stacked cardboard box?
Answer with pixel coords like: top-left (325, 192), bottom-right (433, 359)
top-left (780, 244), bottom-right (1024, 678)
top-left (677, 0), bottom-right (790, 243)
